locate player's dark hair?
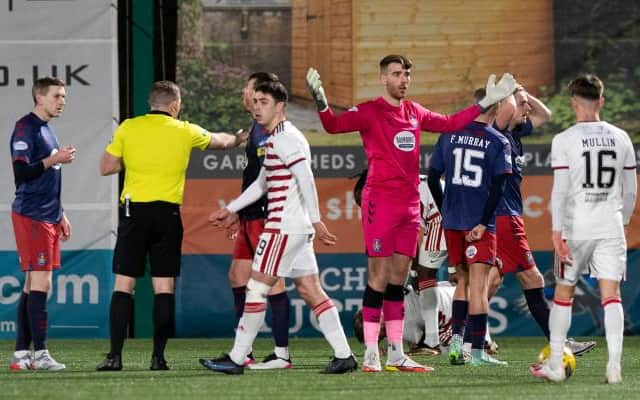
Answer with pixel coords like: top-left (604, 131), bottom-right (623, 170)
top-left (473, 88), bottom-right (486, 103)
top-left (379, 54), bottom-right (412, 72)
top-left (568, 74), bottom-right (604, 101)
top-left (149, 80), bottom-right (181, 108)
top-left (32, 77), bottom-right (65, 104)
top-left (248, 72), bottom-right (279, 87)
top-left (254, 80), bottom-right (288, 103)
top-left (473, 87), bottom-right (497, 115)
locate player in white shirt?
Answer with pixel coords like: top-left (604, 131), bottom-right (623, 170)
top-left (531, 74), bottom-right (637, 384)
top-left (201, 80), bottom-right (356, 375)
top-left (414, 176), bottom-right (450, 354)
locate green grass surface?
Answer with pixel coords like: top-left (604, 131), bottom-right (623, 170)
top-left (2, 337), bottom-right (639, 399)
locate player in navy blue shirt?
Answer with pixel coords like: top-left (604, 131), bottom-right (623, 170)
top-left (215, 72), bottom-right (293, 369)
top-left (489, 85), bottom-right (595, 356)
top-left (428, 88), bottom-right (511, 366)
top-left (9, 77), bottom-right (75, 371)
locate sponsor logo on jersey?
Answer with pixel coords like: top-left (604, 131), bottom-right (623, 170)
top-left (13, 141), bottom-right (28, 151)
top-left (37, 253), bottom-right (47, 266)
top-left (373, 238), bottom-right (382, 253)
top-left (348, 106), bottom-right (359, 112)
top-left (409, 115), bottom-right (418, 128)
top-left (515, 155), bottom-right (525, 169)
top-left (393, 131), bottom-right (415, 152)
top-left (465, 245), bottom-right (478, 259)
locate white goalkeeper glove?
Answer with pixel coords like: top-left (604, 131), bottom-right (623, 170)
top-left (478, 73), bottom-right (517, 111)
top-left (305, 67), bottom-right (328, 112)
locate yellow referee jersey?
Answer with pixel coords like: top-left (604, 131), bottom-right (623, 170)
top-left (106, 113), bottom-right (211, 204)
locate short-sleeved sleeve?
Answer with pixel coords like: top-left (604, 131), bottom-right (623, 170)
top-left (105, 120), bottom-right (126, 157)
top-left (273, 135), bottom-right (307, 167)
top-left (10, 126), bottom-right (35, 163)
top-left (186, 122), bottom-right (211, 150)
top-left (495, 139), bottom-right (513, 176)
top-left (550, 134), bottom-right (569, 170)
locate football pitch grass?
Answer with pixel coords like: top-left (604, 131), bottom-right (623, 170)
top-left (2, 337), bottom-right (639, 400)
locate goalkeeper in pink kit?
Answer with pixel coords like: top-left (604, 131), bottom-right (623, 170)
top-left (306, 55), bottom-right (516, 372)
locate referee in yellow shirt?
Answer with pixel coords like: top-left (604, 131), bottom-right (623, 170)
top-left (97, 81), bottom-right (247, 371)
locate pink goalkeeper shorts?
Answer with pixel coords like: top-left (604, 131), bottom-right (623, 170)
top-left (360, 186), bottom-right (420, 258)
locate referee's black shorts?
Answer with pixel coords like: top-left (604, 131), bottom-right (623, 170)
top-left (113, 201), bottom-right (183, 278)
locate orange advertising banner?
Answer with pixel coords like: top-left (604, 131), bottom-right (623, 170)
top-left (182, 175), bottom-right (640, 255)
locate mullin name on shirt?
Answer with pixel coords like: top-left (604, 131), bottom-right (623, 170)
top-left (581, 136), bottom-right (615, 148)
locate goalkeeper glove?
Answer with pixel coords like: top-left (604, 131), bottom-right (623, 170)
top-left (305, 67), bottom-right (328, 111)
top-left (478, 73), bottom-right (517, 111)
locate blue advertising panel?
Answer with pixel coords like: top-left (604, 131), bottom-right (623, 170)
top-left (0, 251), bottom-right (113, 339)
top-left (175, 250), bottom-right (640, 338)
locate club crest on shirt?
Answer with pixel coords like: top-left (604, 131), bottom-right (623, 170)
top-left (393, 131), bottom-right (415, 152)
top-left (37, 252), bottom-right (47, 266)
top-left (409, 115), bottom-right (418, 128)
top-left (372, 238), bottom-right (382, 253)
top-left (465, 245), bottom-right (477, 259)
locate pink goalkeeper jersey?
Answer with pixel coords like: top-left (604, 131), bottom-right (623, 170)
top-left (319, 97), bottom-right (481, 197)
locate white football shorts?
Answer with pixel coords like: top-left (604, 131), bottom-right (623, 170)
top-left (555, 238), bottom-right (627, 285)
top-left (252, 232), bottom-right (318, 278)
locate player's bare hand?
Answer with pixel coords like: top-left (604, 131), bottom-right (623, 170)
top-left (208, 208), bottom-right (229, 225)
top-left (55, 146), bottom-right (76, 164)
top-left (313, 221), bottom-right (337, 246)
top-left (551, 231), bottom-right (573, 263)
top-left (60, 213), bottom-right (72, 241)
top-left (234, 129), bottom-right (248, 146)
top-left (226, 219), bottom-right (240, 240)
top-left (448, 271), bottom-right (458, 285)
top-left (208, 208), bottom-right (238, 228)
top-left (466, 224), bottom-right (486, 242)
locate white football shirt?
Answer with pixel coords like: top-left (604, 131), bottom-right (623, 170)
top-left (419, 175), bottom-right (447, 251)
top-left (263, 120), bottom-right (315, 234)
top-left (551, 121), bottom-right (636, 240)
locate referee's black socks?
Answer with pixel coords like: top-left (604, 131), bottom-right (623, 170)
top-left (109, 291), bottom-right (133, 356)
top-left (153, 293), bottom-right (175, 358)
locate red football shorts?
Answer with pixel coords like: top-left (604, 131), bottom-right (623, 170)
top-left (444, 229), bottom-right (496, 267)
top-left (361, 186), bottom-right (420, 258)
top-left (496, 215), bottom-right (536, 275)
top-left (232, 218), bottom-right (266, 260)
top-left (11, 211), bottom-right (61, 271)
